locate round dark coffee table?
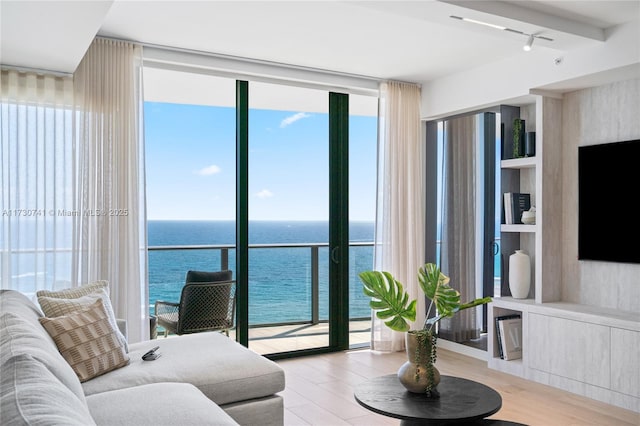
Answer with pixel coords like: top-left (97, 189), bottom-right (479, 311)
top-left (354, 374), bottom-right (507, 425)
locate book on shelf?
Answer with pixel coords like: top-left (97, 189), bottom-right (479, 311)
top-left (498, 316), bottom-right (523, 361)
top-left (495, 314), bottom-right (521, 360)
top-left (511, 193), bottom-right (531, 225)
top-left (503, 193), bottom-right (513, 225)
top-left (503, 192), bottom-right (531, 225)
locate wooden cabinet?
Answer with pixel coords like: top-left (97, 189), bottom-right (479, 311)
top-left (489, 298), bottom-right (640, 411)
top-left (611, 328), bottom-right (640, 398)
top-left (528, 313), bottom-right (610, 388)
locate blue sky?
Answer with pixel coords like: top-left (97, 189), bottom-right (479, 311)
top-left (144, 101), bottom-right (377, 221)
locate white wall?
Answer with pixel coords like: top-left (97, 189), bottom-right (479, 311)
top-left (561, 79), bottom-right (640, 312)
top-left (420, 20), bottom-right (640, 120)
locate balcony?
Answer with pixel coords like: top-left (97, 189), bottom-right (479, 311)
top-left (148, 242), bottom-right (374, 354)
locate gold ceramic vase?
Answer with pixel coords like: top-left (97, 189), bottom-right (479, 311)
top-left (397, 330), bottom-right (441, 394)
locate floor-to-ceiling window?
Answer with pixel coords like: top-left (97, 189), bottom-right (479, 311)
top-left (428, 111), bottom-right (499, 349)
top-left (144, 68), bottom-right (237, 323)
top-left (348, 94), bottom-right (378, 347)
top-left (144, 63), bottom-right (378, 355)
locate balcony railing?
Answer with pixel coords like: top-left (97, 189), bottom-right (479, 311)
top-left (148, 242), bottom-right (374, 327)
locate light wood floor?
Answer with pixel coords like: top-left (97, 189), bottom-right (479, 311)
top-left (223, 320), bottom-right (370, 355)
top-left (276, 348), bottom-right (639, 426)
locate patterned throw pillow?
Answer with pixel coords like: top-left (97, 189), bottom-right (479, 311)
top-left (37, 281), bottom-right (128, 352)
top-left (39, 299), bottom-right (129, 382)
top-left (37, 280), bottom-right (111, 300)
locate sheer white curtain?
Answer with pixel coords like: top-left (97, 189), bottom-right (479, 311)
top-left (1, 70), bottom-right (76, 293)
top-left (372, 81), bottom-right (425, 352)
top-left (73, 38), bottom-right (148, 343)
top-left (438, 115), bottom-right (479, 342)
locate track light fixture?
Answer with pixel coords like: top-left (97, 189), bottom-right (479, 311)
top-left (450, 15), bottom-right (553, 52)
top-left (450, 15), bottom-right (506, 30)
top-left (523, 35), bottom-right (534, 51)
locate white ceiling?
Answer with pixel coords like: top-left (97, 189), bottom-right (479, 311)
top-left (2, 0), bottom-right (638, 84)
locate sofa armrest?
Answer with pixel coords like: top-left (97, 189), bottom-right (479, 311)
top-left (116, 318), bottom-right (128, 340)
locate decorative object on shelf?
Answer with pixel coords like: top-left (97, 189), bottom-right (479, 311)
top-left (521, 206), bottom-right (536, 224)
top-left (525, 131), bottom-right (536, 157)
top-left (509, 250), bottom-right (531, 298)
top-left (512, 118), bottom-right (525, 158)
top-left (359, 264), bottom-right (491, 397)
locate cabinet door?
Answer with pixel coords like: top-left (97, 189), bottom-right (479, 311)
top-left (529, 313), bottom-right (610, 388)
top-left (611, 328), bottom-right (640, 397)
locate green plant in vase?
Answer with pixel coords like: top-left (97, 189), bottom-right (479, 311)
top-left (359, 263), bottom-right (491, 396)
top-left (513, 118), bottom-right (523, 158)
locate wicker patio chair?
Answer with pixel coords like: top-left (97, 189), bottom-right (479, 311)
top-left (155, 270), bottom-right (235, 337)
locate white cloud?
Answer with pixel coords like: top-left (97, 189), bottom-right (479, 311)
top-left (280, 112), bottom-right (310, 128)
top-left (195, 165), bottom-right (221, 176)
top-left (256, 189), bottom-right (274, 199)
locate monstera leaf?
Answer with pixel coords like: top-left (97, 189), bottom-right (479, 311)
top-left (360, 264), bottom-right (492, 332)
top-left (359, 270), bottom-right (416, 332)
top-left (419, 263), bottom-right (492, 329)
top-left (418, 263), bottom-right (459, 319)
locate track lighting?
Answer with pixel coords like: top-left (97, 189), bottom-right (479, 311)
top-left (523, 35), bottom-right (534, 51)
top-left (450, 15), bottom-right (553, 52)
top-left (450, 15), bottom-right (506, 30)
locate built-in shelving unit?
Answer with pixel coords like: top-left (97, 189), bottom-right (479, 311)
top-left (498, 103), bottom-right (538, 302)
top-left (500, 224), bottom-right (535, 233)
top-left (491, 102), bottom-right (539, 380)
top-left (501, 157), bottom-right (536, 169)
top-left (488, 95), bottom-right (639, 413)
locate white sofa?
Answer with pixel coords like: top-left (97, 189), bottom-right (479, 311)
top-left (0, 289), bottom-right (285, 425)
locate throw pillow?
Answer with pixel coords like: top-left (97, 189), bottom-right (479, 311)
top-left (39, 299), bottom-right (130, 382)
top-left (37, 280), bottom-right (110, 299)
top-left (37, 282), bottom-right (128, 353)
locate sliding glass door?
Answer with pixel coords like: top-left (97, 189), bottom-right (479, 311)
top-left (348, 94), bottom-right (378, 347)
top-left (145, 66), bottom-right (377, 355)
top-left (246, 82), bottom-right (331, 354)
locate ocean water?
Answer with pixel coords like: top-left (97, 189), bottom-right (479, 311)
top-left (148, 220), bottom-right (374, 324)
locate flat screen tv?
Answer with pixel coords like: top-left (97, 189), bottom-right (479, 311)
top-left (578, 139), bottom-right (640, 264)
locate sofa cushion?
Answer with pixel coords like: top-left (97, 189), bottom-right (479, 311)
top-left (86, 382), bottom-right (238, 426)
top-left (0, 289), bottom-right (46, 331)
top-left (39, 299), bottom-right (130, 382)
top-left (37, 281), bottom-right (128, 352)
top-left (222, 395), bottom-right (284, 426)
top-left (0, 312), bottom-right (87, 404)
top-left (0, 354), bottom-right (96, 426)
top-left (82, 332), bottom-right (285, 406)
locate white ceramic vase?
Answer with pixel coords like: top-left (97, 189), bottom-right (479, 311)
top-left (509, 250), bottom-right (531, 299)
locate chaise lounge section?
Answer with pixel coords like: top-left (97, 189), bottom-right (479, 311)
top-left (0, 289), bottom-right (285, 425)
